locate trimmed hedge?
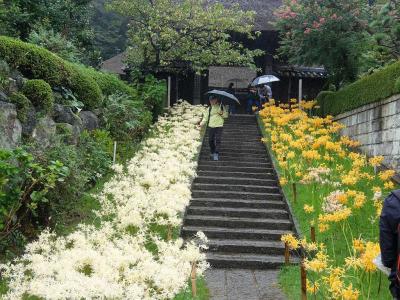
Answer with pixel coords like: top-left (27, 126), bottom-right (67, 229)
top-left (22, 79), bottom-right (54, 114)
top-left (76, 65), bottom-right (138, 98)
top-left (0, 36), bottom-right (139, 110)
top-left (9, 92), bottom-right (31, 122)
top-left (317, 60), bottom-right (400, 116)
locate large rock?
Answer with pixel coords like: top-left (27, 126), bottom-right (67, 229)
top-left (32, 116), bottom-right (56, 148)
top-left (53, 104), bottom-right (82, 126)
top-left (0, 101), bottom-right (22, 149)
top-left (21, 107), bottom-right (37, 137)
top-left (10, 70), bottom-right (25, 89)
top-left (0, 91), bottom-right (8, 102)
top-left (79, 111), bottom-right (99, 131)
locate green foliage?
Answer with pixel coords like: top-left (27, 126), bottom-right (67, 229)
top-left (138, 75), bottom-right (166, 121)
top-left (317, 60), bottom-right (400, 116)
top-left (27, 27), bottom-right (82, 63)
top-left (0, 59), bottom-right (10, 89)
top-left (395, 76), bottom-right (400, 93)
top-left (65, 63), bottom-right (103, 110)
top-left (108, 0), bottom-right (263, 73)
top-left (275, 0), bottom-right (370, 85)
top-left (78, 130), bottom-right (113, 183)
top-left (0, 148), bottom-right (68, 242)
top-left (102, 93), bottom-right (152, 141)
top-left (369, 1), bottom-right (400, 65)
top-left (22, 79), bottom-right (54, 114)
top-left (76, 64), bottom-right (137, 98)
top-left (9, 92), bottom-right (31, 123)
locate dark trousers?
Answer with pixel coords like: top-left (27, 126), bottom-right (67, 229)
top-left (208, 127), bottom-right (223, 154)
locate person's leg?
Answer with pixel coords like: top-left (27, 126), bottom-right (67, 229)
top-left (246, 99), bottom-right (253, 114)
top-left (208, 127), bottom-right (217, 155)
top-left (215, 127), bottom-right (223, 157)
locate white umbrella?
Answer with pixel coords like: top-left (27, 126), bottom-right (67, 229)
top-left (251, 75), bottom-right (280, 86)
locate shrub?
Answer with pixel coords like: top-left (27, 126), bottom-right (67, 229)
top-left (9, 92), bottom-right (32, 123)
top-left (65, 63), bottom-right (102, 110)
top-left (317, 60), bottom-right (400, 116)
top-left (139, 75), bottom-right (166, 121)
top-left (22, 79), bottom-right (54, 114)
top-left (0, 148), bottom-right (68, 241)
top-left (102, 93), bottom-right (152, 141)
top-left (76, 65), bottom-right (137, 98)
top-left (395, 77), bottom-right (400, 93)
top-left (0, 36), bottom-right (102, 109)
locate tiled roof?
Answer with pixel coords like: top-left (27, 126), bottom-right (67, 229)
top-left (100, 53), bottom-right (127, 75)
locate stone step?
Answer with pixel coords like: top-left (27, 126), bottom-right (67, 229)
top-left (190, 198), bottom-right (286, 209)
top-left (187, 206), bottom-right (288, 219)
top-left (184, 215), bottom-right (292, 230)
top-left (198, 161), bottom-right (272, 168)
top-left (199, 155), bottom-right (269, 163)
top-left (197, 171), bottom-right (276, 180)
top-left (197, 164), bottom-right (273, 173)
top-left (206, 253), bottom-right (297, 269)
top-left (192, 183), bottom-right (279, 194)
top-left (203, 144), bottom-right (266, 150)
top-left (208, 239), bottom-right (285, 255)
top-left (201, 147), bottom-right (266, 155)
top-left (194, 176), bottom-right (277, 186)
top-left (181, 226), bottom-right (292, 240)
top-left (192, 190), bottom-right (282, 200)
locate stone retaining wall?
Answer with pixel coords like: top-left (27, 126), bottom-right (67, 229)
top-left (334, 94), bottom-right (400, 172)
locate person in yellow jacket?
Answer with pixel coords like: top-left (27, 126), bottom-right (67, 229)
top-left (199, 96), bottom-right (229, 161)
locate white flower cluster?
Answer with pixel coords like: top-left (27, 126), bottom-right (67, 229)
top-left (322, 190), bottom-right (345, 213)
top-left (0, 101), bottom-right (209, 300)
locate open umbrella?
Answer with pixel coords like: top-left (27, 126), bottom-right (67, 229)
top-left (205, 89), bottom-right (240, 105)
top-left (251, 75), bottom-right (280, 86)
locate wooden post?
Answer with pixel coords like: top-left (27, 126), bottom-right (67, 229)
top-left (310, 226), bottom-right (316, 243)
top-left (191, 262), bottom-right (197, 298)
top-left (292, 183), bottom-right (297, 203)
top-left (285, 242), bottom-right (290, 265)
top-left (167, 76), bottom-right (171, 108)
top-left (301, 260), bottom-right (307, 300)
top-left (113, 141), bottom-right (117, 165)
top-left (298, 78), bottom-right (303, 107)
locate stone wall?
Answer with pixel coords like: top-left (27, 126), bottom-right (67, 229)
top-left (334, 94), bottom-right (400, 172)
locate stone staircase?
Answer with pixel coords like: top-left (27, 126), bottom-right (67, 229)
top-left (181, 114), bottom-right (296, 269)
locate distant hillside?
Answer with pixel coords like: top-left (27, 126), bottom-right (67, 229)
top-left (92, 0), bottom-right (128, 60)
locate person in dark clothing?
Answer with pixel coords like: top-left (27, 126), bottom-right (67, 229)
top-left (380, 189), bottom-right (400, 299)
top-left (246, 87), bottom-right (261, 114)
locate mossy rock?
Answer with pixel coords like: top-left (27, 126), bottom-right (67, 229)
top-left (9, 92), bottom-right (31, 123)
top-left (56, 123), bottom-right (73, 136)
top-left (22, 79), bottom-right (54, 115)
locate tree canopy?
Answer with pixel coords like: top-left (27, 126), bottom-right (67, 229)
top-left (107, 0), bottom-right (263, 73)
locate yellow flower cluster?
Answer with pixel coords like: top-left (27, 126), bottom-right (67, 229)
top-left (281, 233), bottom-right (300, 250)
top-left (346, 240), bottom-right (380, 273)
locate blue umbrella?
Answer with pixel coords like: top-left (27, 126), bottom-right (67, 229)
top-left (205, 89), bottom-right (240, 105)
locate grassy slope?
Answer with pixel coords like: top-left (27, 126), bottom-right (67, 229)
top-left (257, 116), bottom-right (394, 300)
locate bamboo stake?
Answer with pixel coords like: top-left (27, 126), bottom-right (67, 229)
top-left (285, 242), bottom-right (290, 265)
top-left (310, 226), bottom-right (316, 243)
top-left (301, 260), bottom-right (307, 300)
top-left (191, 262), bottom-right (197, 298)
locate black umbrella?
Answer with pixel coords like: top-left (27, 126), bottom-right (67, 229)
top-left (205, 89), bottom-right (240, 105)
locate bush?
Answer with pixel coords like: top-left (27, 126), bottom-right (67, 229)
top-left (22, 79), bottom-right (54, 114)
top-left (317, 60), bottom-right (400, 116)
top-left (76, 65), bottom-right (137, 98)
top-left (9, 93), bottom-right (32, 122)
top-left (0, 148), bottom-right (68, 242)
top-left (395, 77), bottom-right (400, 93)
top-left (65, 63), bottom-right (102, 110)
top-left (139, 75), bottom-right (166, 121)
top-left (102, 93), bottom-right (152, 141)
top-left (0, 36), bottom-right (101, 109)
